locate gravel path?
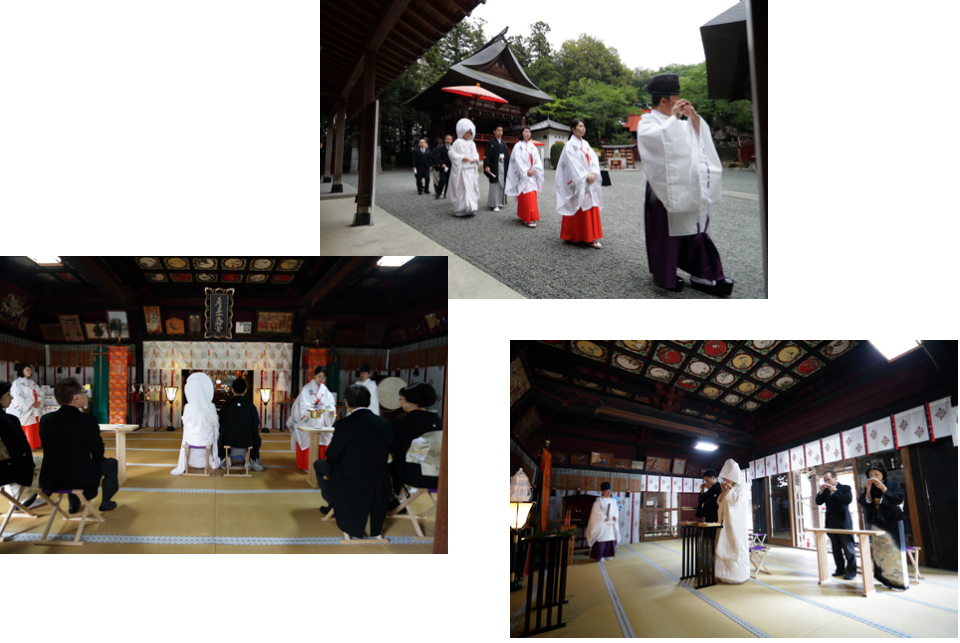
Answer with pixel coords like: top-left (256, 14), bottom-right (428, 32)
top-left (343, 166), bottom-right (764, 299)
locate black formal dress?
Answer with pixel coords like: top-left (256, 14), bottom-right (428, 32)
top-left (38, 406), bottom-right (118, 504)
top-left (313, 408), bottom-right (393, 538)
top-left (859, 480), bottom-right (909, 589)
top-left (432, 144), bottom-right (451, 197)
top-left (217, 394), bottom-right (262, 461)
top-left (695, 482), bottom-right (721, 523)
top-left (390, 410), bottom-right (441, 493)
top-left (412, 147), bottom-right (432, 194)
top-left (815, 483), bottom-right (856, 576)
top-left (0, 414), bottom-right (34, 487)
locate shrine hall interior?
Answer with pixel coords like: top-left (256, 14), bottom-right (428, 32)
top-left (509, 340), bottom-right (957, 638)
top-left (0, 255), bottom-right (447, 553)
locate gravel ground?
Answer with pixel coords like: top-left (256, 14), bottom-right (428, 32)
top-left (343, 166), bottom-right (764, 299)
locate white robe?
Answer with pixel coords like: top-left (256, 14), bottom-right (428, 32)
top-left (5, 377), bottom-right (44, 426)
top-left (586, 496), bottom-right (620, 546)
top-left (636, 110), bottom-right (723, 236)
top-left (286, 380), bottom-right (335, 451)
top-left (447, 138), bottom-right (480, 214)
top-left (170, 373), bottom-right (221, 474)
top-left (553, 135), bottom-right (602, 223)
top-left (715, 458), bottom-right (750, 583)
top-left (504, 140), bottom-right (544, 200)
top-left (359, 378), bottom-right (379, 416)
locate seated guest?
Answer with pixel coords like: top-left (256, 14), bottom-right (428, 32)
top-left (1, 381), bottom-right (44, 510)
top-left (217, 378), bottom-right (265, 472)
top-left (314, 383), bottom-right (393, 539)
top-left (696, 468), bottom-right (722, 523)
top-left (38, 378), bottom-right (119, 512)
top-left (171, 373), bottom-right (221, 475)
top-left (390, 382), bottom-right (441, 497)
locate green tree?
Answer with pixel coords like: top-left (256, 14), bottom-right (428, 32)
top-left (673, 62), bottom-right (753, 131)
top-left (438, 18), bottom-right (488, 67)
top-left (555, 35), bottom-right (632, 98)
top-left (534, 80), bottom-right (638, 142)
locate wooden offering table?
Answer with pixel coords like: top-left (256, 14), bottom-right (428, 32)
top-left (807, 527), bottom-right (885, 596)
top-left (296, 426), bottom-right (334, 488)
top-left (680, 522), bottom-right (721, 589)
top-left (99, 424), bottom-right (140, 486)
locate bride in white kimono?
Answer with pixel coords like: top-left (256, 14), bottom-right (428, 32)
top-left (446, 118), bottom-right (480, 217)
top-left (170, 373), bottom-right (221, 474)
top-left (715, 458), bottom-right (750, 583)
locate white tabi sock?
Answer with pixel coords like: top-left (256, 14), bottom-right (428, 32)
top-left (691, 276), bottom-right (716, 286)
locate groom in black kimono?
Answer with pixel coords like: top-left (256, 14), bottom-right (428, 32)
top-left (483, 125), bottom-right (509, 211)
top-left (696, 468), bottom-right (721, 522)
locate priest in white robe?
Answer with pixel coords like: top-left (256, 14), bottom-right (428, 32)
top-left (504, 125), bottom-right (544, 228)
top-left (714, 458), bottom-right (750, 583)
top-left (636, 73), bottom-right (733, 296)
top-left (586, 481), bottom-right (620, 561)
top-left (170, 373), bottom-right (221, 474)
top-left (358, 363), bottom-right (379, 416)
top-left (286, 365), bottom-right (336, 471)
top-left (447, 118), bottom-right (480, 217)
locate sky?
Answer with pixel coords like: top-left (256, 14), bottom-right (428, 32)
top-left (470, 0), bottom-right (739, 71)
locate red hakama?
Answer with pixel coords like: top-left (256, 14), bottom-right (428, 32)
top-left (560, 206), bottom-right (602, 242)
top-left (22, 421), bottom-right (41, 450)
top-left (296, 444), bottom-right (327, 471)
top-left (516, 191), bottom-right (539, 223)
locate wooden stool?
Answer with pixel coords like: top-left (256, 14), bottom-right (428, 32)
top-left (33, 489), bottom-right (105, 547)
top-left (906, 546), bottom-right (924, 584)
top-left (750, 545), bottom-right (771, 578)
top-left (321, 508), bottom-right (390, 544)
top-left (1, 487), bottom-right (40, 541)
top-left (386, 487), bottom-right (437, 540)
top-left (224, 446), bottom-right (252, 478)
top-left (181, 444), bottom-right (211, 477)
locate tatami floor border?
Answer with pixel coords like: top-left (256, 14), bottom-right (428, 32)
top-left (126, 462), bottom-right (298, 468)
top-left (1, 532), bottom-right (431, 545)
top-left (598, 559), bottom-right (638, 637)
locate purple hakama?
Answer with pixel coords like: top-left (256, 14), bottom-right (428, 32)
top-left (590, 540), bottom-right (617, 560)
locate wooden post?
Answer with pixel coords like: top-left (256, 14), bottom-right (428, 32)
top-left (859, 534), bottom-right (875, 596)
top-left (354, 48), bottom-right (377, 225)
top-left (432, 368), bottom-right (448, 554)
top-left (323, 111), bottom-right (335, 183)
top-left (332, 102), bottom-right (346, 193)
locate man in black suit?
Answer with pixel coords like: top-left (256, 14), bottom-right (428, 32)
top-left (217, 378), bottom-right (264, 472)
top-left (38, 378), bottom-right (119, 513)
top-left (816, 470), bottom-right (856, 579)
top-left (411, 138), bottom-right (432, 195)
top-left (483, 125), bottom-right (510, 211)
top-left (695, 468), bottom-right (722, 523)
top-left (314, 383), bottom-right (393, 539)
top-left (433, 134), bottom-right (453, 199)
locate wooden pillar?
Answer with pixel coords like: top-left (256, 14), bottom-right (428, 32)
top-left (323, 111), bottom-right (335, 183)
top-left (433, 368), bottom-right (448, 554)
top-left (354, 49), bottom-right (377, 225)
top-left (332, 101), bottom-right (346, 194)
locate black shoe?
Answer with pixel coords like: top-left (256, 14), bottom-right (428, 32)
top-left (690, 277), bottom-right (734, 297)
top-left (17, 493), bottom-right (38, 511)
top-left (319, 505), bottom-right (332, 515)
top-left (435, 194), bottom-right (440, 199)
top-left (68, 500), bottom-right (82, 514)
top-left (99, 500), bottom-right (118, 512)
top-left (843, 573), bottom-right (856, 580)
top-left (657, 277), bottom-right (685, 292)
top-left (261, 428), bottom-right (269, 433)
top-left (832, 571), bottom-right (845, 577)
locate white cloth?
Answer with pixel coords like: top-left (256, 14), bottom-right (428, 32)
top-left (447, 121), bottom-right (480, 215)
top-left (804, 440), bottom-right (823, 467)
top-left (504, 140), bottom-right (544, 199)
top-left (821, 433), bottom-right (843, 464)
top-left (359, 377), bottom-right (379, 416)
top-left (894, 405), bottom-right (930, 447)
top-left (842, 426), bottom-right (866, 459)
top-left (586, 495), bottom-right (620, 546)
top-left (715, 458), bottom-right (749, 583)
top-left (170, 373), bottom-right (221, 474)
top-left (865, 417), bottom-right (895, 453)
top-left (5, 377), bottom-right (44, 426)
top-left (636, 110), bottom-right (722, 236)
top-left (286, 379), bottom-right (335, 451)
top-left (764, 454), bottom-right (776, 478)
top-left (789, 445), bottom-right (804, 471)
top-left (553, 135), bottom-right (602, 222)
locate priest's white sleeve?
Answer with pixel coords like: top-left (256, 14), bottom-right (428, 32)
top-left (637, 115), bottom-right (698, 213)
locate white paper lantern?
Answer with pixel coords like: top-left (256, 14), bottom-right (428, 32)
top-left (510, 468), bottom-right (532, 502)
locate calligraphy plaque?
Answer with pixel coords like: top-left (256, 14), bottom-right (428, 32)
top-left (204, 288), bottom-right (234, 339)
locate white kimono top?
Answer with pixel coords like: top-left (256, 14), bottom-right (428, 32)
top-left (715, 458), bottom-right (750, 583)
top-left (5, 377), bottom-right (44, 426)
top-left (636, 109), bottom-right (723, 236)
top-left (553, 135), bottom-right (602, 222)
top-left (359, 378), bottom-right (379, 416)
top-left (504, 140), bottom-right (544, 199)
top-left (170, 373), bottom-right (221, 474)
top-left (447, 137), bottom-right (480, 214)
top-left (286, 380), bottom-right (336, 450)
top-left (586, 495), bottom-right (620, 546)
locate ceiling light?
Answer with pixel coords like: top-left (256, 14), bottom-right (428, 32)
top-left (869, 340), bottom-right (921, 362)
top-left (27, 256), bottom-right (62, 266)
top-left (377, 256), bottom-right (414, 267)
top-left (695, 441), bottom-right (718, 451)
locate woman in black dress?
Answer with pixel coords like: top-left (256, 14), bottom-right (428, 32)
top-left (858, 461), bottom-right (909, 590)
top-left (390, 382), bottom-right (441, 495)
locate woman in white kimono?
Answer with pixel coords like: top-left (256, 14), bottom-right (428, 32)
top-left (170, 373), bottom-right (221, 474)
top-left (285, 366), bottom-right (336, 471)
top-left (5, 364), bottom-right (44, 451)
top-left (554, 117), bottom-right (603, 248)
top-left (446, 118), bottom-right (480, 217)
top-left (714, 458), bottom-right (750, 583)
top-left (504, 125), bottom-right (544, 228)
top-left (586, 481), bottom-right (620, 561)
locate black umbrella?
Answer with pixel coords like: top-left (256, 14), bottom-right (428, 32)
top-left (700, 1), bottom-right (752, 100)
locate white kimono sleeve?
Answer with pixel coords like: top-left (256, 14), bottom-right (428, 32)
top-left (504, 142), bottom-right (544, 198)
top-left (553, 140), bottom-right (591, 219)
